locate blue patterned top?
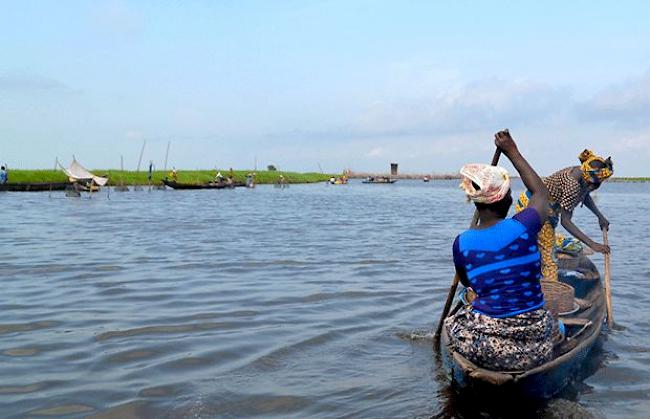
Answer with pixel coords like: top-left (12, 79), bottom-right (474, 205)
top-left (453, 208), bottom-right (545, 318)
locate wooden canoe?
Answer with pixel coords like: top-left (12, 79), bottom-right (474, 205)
top-left (161, 178), bottom-right (245, 190)
top-left (441, 254), bottom-right (606, 400)
top-left (362, 178), bottom-right (397, 184)
top-left (0, 182), bottom-right (69, 192)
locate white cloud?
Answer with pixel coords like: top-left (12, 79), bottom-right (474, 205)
top-left (610, 133), bottom-right (650, 153)
top-left (125, 130), bottom-right (144, 141)
top-left (266, 78), bottom-right (571, 143)
top-left (0, 73), bottom-right (73, 92)
top-left (577, 70), bottom-right (650, 126)
top-left (366, 147), bottom-right (384, 157)
top-left (354, 78), bottom-right (571, 137)
top-left (92, 0), bottom-right (142, 39)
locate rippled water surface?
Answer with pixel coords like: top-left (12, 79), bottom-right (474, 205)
top-left (1, 180), bottom-right (649, 418)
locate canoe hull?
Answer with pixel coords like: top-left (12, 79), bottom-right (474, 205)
top-left (441, 254), bottom-right (606, 400)
top-left (0, 182), bottom-right (69, 192)
top-left (161, 179), bottom-right (244, 189)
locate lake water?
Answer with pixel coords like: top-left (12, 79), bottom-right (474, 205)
top-left (1, 180), bottom-right (649, 418)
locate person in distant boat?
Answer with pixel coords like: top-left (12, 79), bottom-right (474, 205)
top-left (148, 161), bottom-right (153, 183)
top-left (169, 167), bottom-right (178, 181)
top-left (445, 129), bottom-right (553, 371)
top-left (246, 172), bottom-right (255, 187)
top-left (215, 171), bottom-right (225, 182)
top-left (516, 150), bottom-right (613, 281)
top-left (0, 165), bottom-right (7, 184)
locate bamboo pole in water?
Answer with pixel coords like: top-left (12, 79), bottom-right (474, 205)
top-left (134, 140), bottom-right (146, 191)
top-left (121, 155), bottom-right (125, 187)
top-left (136, 140), bottom-right (146, 172)
top-left (434, 148), bottom-right (502, 343)
top-left (114, 155), bottom-right (129, 192)
top-left (148, 161), bottom-right (153, 192)
top-left (163, 142), bottom-right (170, 173)
top-left (49, 157), bottom-right (57, 198)
top-left (603, 229), bottom-right (614, 328)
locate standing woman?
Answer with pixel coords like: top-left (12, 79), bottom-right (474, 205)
top-left (445, 130), bottom-right (553, 371)
top-left (516, 150), bottom-right (613, 281)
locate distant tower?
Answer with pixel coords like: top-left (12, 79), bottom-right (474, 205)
top-left (390, 163), bottom-right (398, 176)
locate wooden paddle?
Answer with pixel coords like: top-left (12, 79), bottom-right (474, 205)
top-left (433, 148), bottom-right (502, 343)
top-left (602, 229), bottom-right (614, 328)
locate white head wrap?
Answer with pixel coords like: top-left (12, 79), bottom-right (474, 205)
top-left (459, 164), bottom-right (511, 204)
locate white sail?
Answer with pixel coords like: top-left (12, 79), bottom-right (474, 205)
top-left (61, 158), bottom-right (109, 186)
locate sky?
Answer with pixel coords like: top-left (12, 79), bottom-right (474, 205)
top-left (1, 0), bottom-right (649, 175)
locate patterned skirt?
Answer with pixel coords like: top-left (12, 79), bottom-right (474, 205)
top-left (444, 307), bottom-right (554, 371)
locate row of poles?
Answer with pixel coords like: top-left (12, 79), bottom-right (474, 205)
top-left (115, 140), bottom-right (170, 192)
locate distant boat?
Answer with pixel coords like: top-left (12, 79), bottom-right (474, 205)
top-left (328, 177), bottom-right (348, 185)
top-left (362, 176), bottom-right (396, 184)
top-left (0, 182), bottom-right (69, 192)
top-left (162, 178), bottom-right (244, 190)
top-left (60, 158), bottom-right (109, 191)
top-left (274, 176), bottom-right (289, 188)
top-left (245, 174), bottom-right (256, 188)
top-left (423, 176), bottom-right (431, 182)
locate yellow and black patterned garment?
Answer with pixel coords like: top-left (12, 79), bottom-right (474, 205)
top-left (545, 167), bottom-right (588, 214)
top-left (515, 167), bottom-right (589, 281)
top-left (579, 149), bottom-right (614, 184)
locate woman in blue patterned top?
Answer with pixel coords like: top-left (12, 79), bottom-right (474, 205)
top-left (444, 130), bottom-right (554, 371)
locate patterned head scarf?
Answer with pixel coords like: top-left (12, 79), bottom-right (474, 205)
top-left (579, 150), bottom-right (613, 184)
top-left (459, 164), bottom-right (511, 204)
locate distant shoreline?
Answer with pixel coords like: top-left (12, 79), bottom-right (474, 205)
top-left (348, 172), bottom-right (459, 180)
top-left (6, 169), bottom-right (332, 185)
top-left (5, 169), bottom-right (649, 185)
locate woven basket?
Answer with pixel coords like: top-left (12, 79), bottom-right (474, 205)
top-left (541, 279), bottom-right (575, 318)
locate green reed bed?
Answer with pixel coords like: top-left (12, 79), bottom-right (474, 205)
top-left (7, 170), bottom-right (69, 183)
top-left (8, 169), bottom-right (333, 185)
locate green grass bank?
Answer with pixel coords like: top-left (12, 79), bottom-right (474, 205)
top-left (609, 177), bottom-right (650, 182)
top-left (8, 169), bottom-right (334, 185)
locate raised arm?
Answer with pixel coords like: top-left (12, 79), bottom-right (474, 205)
top-left (494, 130), bottom-right (549, 222)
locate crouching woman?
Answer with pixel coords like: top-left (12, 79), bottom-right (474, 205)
top-left (444, 130), bottom-right (553, 371)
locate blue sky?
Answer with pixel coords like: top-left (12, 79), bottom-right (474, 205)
top-left (1, 0), bottom-right (649, 175)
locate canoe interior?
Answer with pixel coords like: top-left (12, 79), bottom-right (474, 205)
top-left (441, 253), bottom-right (606, 400)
